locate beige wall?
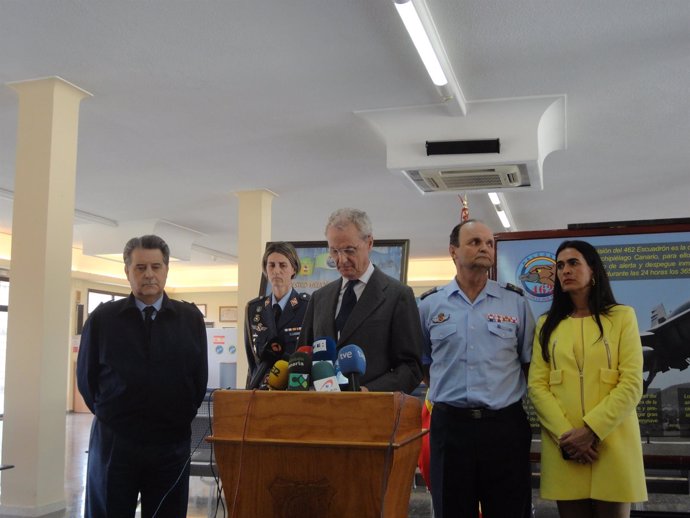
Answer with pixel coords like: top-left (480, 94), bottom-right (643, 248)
top-left (168, 289), bottom-right (238, 328)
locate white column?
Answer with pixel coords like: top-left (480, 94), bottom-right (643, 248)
top-left (1, 77), bottom-right (90, 516)
top-left (235, 190), bottom-right (276, 387)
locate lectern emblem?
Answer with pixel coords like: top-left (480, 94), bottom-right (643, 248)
top-left (268, 478), bottom-right (335, 518)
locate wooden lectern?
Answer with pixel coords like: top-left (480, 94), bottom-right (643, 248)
top-left (209, 390), bottom-right (426, 518)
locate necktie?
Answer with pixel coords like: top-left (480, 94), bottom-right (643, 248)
top-left (272, 303), bottom-right (282, 324)
top-left (335, 280), bottom-right (358, 334)
top-left (143, 306), bottom-right (155, 336)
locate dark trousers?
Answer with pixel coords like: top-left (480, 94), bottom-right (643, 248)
top-left (85, 419), bottom-right (191, 518)
top-left (429, 401), bottom-right (532, 518)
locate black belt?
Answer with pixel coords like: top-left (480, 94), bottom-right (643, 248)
top-left (434, 401), bottom-right (522, 420)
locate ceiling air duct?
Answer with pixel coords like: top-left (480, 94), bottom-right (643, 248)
top-left (356, 95), bottom-right (566, 193)
top-left (403, 165), bottom-right (528, 193)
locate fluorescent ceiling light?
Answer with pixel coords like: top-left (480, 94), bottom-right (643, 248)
top-left (394, 0), bottom-right (448, 86)
top-left (488, 192), bottom-right (514, 230)
top-left (496, 210), bottom-right (511, 229)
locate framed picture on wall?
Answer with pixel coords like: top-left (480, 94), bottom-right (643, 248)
top-left (196, 304), bottom-right (207, 318)
top-left (219, 306), bottom-right (238, 323)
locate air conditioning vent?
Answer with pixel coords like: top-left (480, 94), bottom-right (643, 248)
top-left (402, 164), bottom-right (529, 193)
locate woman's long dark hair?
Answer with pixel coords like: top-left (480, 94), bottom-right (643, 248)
top-left (539, 240), bottom-right (618, 362)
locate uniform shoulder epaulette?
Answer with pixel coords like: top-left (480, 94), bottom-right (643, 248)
top-left (502, 283), bottom-right (524, 296)
top-left (247, 295), bottom-right (266, 305)
top-left (420, 286), bottom-right (440, 300)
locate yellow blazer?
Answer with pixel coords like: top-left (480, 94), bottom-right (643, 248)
top-left (528, 305), bottom-right (647, 502)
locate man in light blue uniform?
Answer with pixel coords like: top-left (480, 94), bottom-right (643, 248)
top-left (419, 219), bottom-right (535, 518)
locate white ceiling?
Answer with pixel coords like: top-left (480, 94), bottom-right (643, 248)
top-left (1, 0), bottom-right (689, 265)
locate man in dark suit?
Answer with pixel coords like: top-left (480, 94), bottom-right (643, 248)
top-left (299, 208), bottom-right (423, 393)
top-left (77, 235), bottom-right (208, 518)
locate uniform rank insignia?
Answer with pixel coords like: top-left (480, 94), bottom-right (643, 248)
top-left (264, 298), bottom-right (270, 307)
top-left (432, 313), bottom-right (450, 323)
top-left (503, 283), bottom-right (524, 296)
top-left (289, 296), bottom-right (298, 307)
top-left (420, 286), bottom-right (439, 300)
top-left (486, 313), bottom-right (518, 324)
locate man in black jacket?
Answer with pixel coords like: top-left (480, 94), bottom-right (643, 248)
top-left (77, 235), bottom-right (208, 518)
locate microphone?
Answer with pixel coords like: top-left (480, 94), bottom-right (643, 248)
top-left (296, 345), bottom-right (313, 357)
top-left (312, 361), bottom-right (341, 392)
top-left (337, 344), bottom-right (366, 392)
top-left (333, 359), bottom-right (350, 391)
top-left (268, 360), bottom-right (289, 390)
top-left (247, 337), bottom-right (284, 390)
top-left (312, 337), bottom-right (337, 364)
top-left (286, 352), bottom-right (312, 391)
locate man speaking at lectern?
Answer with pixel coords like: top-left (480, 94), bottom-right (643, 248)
top-left (77, 235), bottom-right (208, 518)
top-left (299, 208), bottom-right (423, 393)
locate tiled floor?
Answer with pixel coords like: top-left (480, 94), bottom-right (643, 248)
top-left (62, 413), bottom-right (229, 518)
top-left (2, 414), bottom-right (689, 517)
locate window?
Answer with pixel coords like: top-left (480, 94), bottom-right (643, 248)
top-left (87, 289), bottom-right (126, 315)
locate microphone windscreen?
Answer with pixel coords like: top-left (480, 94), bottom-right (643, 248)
top-left (296, 345), bottom-right (313, 357)
top-left (287, 352), bottom-right (312, 391)
top-left (268, 360), bottom-right (289, 390)
top-left (312, 336), bottom-right (337, 363)
top-left (312, 360), bottom-right (336, 379)
top-left (312, 361), bottom-right (340, 392)
top-left (338, 344), bottom-right (367, 376)
top-left (259, 337), bottom-right (284, 362)
top-left (246, 338), bottom-right (285, 389)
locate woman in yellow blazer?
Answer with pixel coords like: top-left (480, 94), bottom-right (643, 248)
top-left (528, 240), bottom-right (647, 518)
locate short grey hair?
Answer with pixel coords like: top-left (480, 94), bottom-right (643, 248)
top-left (123, 235), bottom-right (170, 266)
top-left (325, 208), bottom-right (373, 240)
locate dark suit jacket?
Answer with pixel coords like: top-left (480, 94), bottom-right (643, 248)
top-left (299, 267), bottom-right (423, 393)
top-left (77, 293), bottom-right (208, 444)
